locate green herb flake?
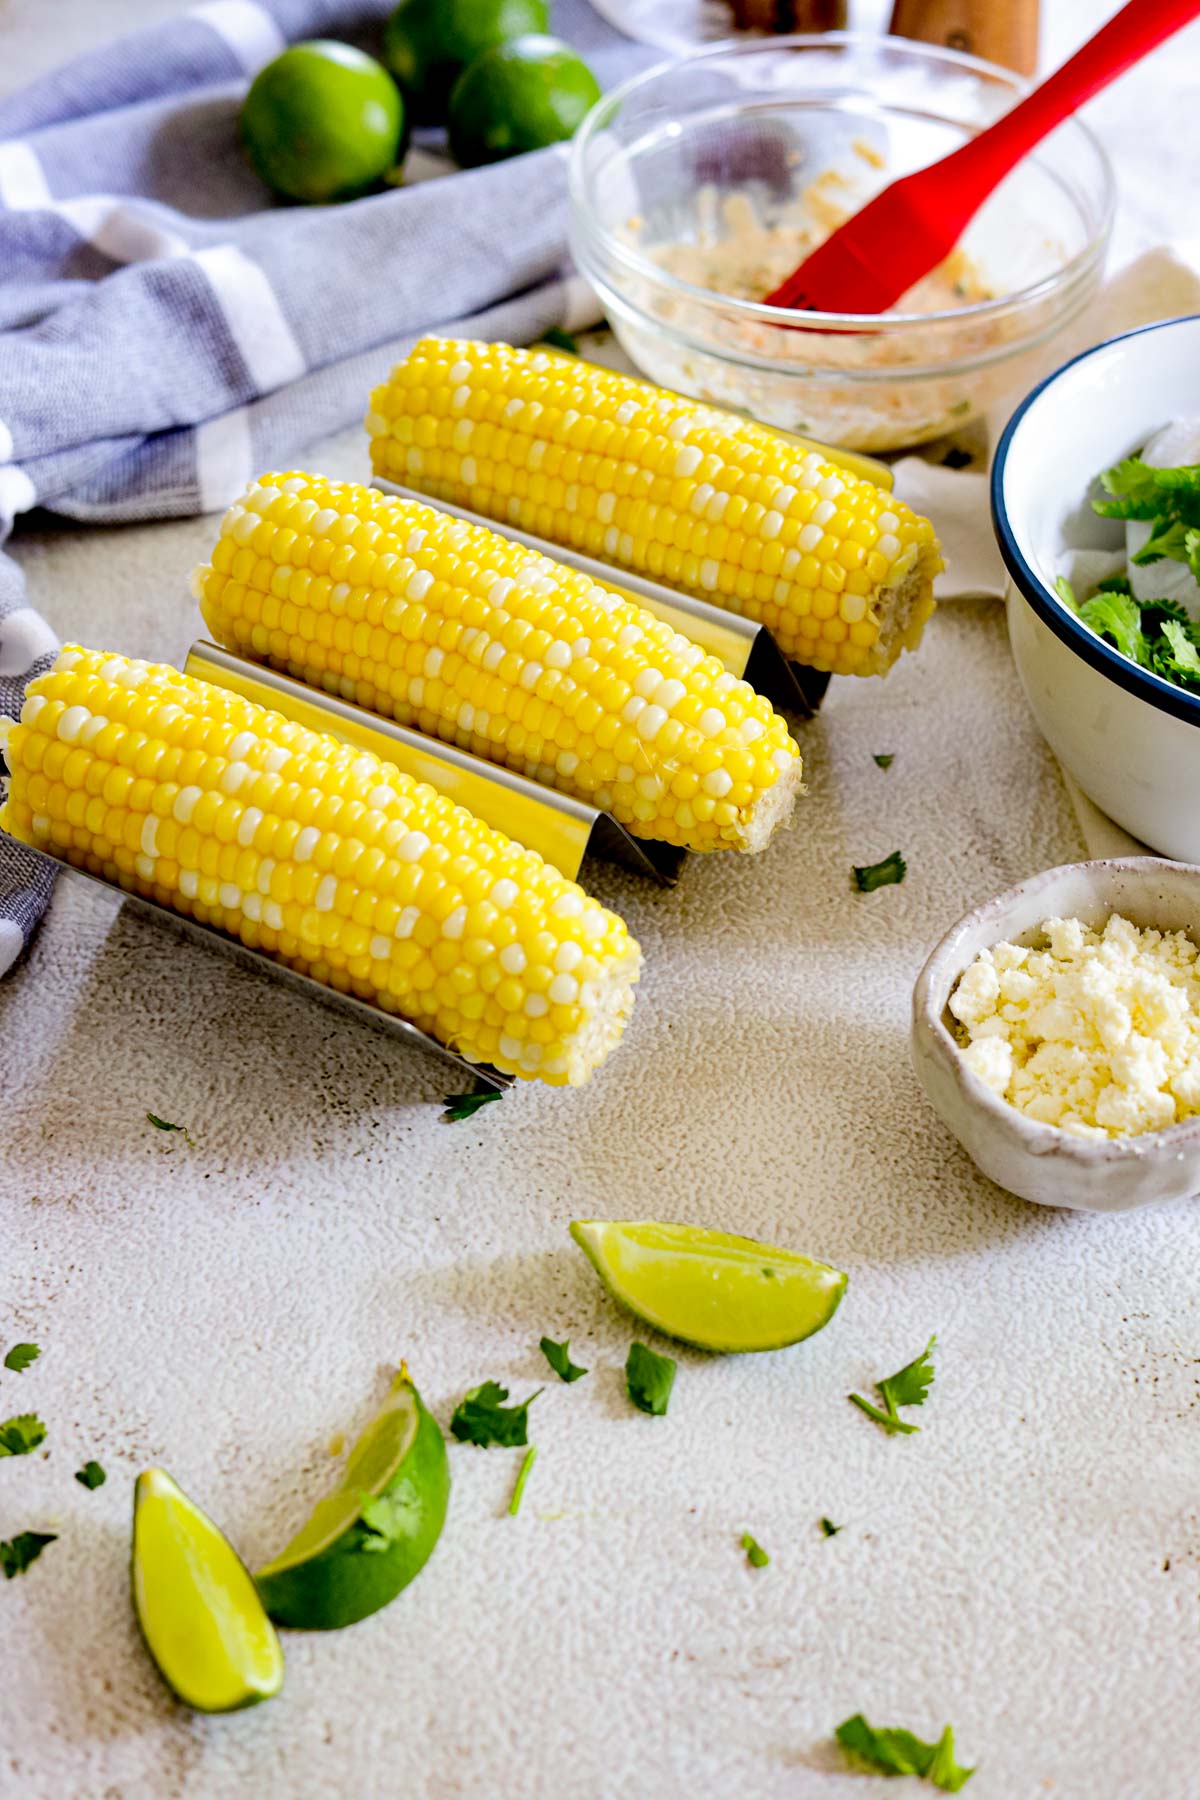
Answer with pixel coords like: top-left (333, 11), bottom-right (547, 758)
top-left (539, 1336), bottom-right (587, 1383)
top-left (878, 1334), bottom-right (937, 1412)
top-left (820, 1517), bottom-right (844, 1537)
top-left (440, 1090), bottom-right (503, 1124)
top-left (872, 753), bottom-right (894, 770)
top-left (836, 1714), bottom-right (975, 1791)
top-left (450, 1380), bottom-right (541, 1448)
top-left (75, 1461), bottom-right (106, 1491)
top-left (508, 1445), bottom-right (538, 1516)
top-left (626, 1341), bottom-right (676, 1416)
top-left (538, 326), bottom-right (580, 355)
top-left (3, 1343), bottom-right (39, 1374)
top-left (146, 1112), bottom-right (193, 1145)
top-left (1053, 574), bottom-right (1078, 610)
top-left (0, 1413), bottom-right (46, 1457)
top-left (741, 1531), bottom-right (769, 1568)
top-left (850, 1334), bottom-right (936, 1437)
top-left (848, 1392), bottom-right (920, 1435)
top-left (0, 1530), bottom-right (57, 1580)
top-left (853, 850), bottom-right (906, 893)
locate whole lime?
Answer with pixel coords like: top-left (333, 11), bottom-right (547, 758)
top-left (383, 0), bottom-right (549, 123)
top-left (240, 40), bottom-right (404, 203)
top-left (448, 35), bottom-right (601, 169)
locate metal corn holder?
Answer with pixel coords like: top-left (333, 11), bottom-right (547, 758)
top-left (4, 451), bottom-right (871, 1090)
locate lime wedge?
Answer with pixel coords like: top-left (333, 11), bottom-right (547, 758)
top-left (132, 1469), bottom-right (284, 1713)
top-left (569, 1219), bottom-right (848, 1353)
top-left (255, 1366), bottom-right (449, 1630)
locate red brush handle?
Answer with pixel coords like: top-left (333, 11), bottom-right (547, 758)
top-left (946, 0), bottom-right (1200, 204)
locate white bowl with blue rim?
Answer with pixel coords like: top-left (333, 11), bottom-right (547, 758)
top-left (992, 314), bottom-right (1200, 863)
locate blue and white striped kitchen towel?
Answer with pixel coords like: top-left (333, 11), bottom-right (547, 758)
top-left (0, 0), bottom-right (652, 975)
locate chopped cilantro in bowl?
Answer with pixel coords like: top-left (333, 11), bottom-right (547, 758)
top-left (1055, 444), bottom-right (1200, 694)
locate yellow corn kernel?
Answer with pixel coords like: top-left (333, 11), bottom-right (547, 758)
top-left (366, 338), bottom-right (943, 677)
top-left (194, 473), bottom-right (803, 855)
top-left (0, 648), bottom-right (642, 1087)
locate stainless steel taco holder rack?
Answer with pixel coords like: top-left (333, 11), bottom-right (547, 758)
top-left (3, 480), bottom-right (834, 1088)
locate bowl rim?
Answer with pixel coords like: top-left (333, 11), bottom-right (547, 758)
top-left (568, 29), bottom-right (1115, 333)
top-left (991, 313), bottom-right (1200, 733)
top-left (912, 856), bottom-right (1200, 1166)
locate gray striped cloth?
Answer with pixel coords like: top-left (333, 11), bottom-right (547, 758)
top-left (0, 0), bottom-right (652, 976)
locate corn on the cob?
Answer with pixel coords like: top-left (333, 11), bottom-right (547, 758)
top-left (193, 472), bottom-right (803, 855)
top-left (0, 647), bottom-right (641, 1086)
top-left (366, 337), bottom-right (943, 677)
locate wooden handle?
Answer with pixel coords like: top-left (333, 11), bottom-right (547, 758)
top-left (887, 0), bottom-right (1039, 75)
top-left (731, 0), bottom-right (847, 29)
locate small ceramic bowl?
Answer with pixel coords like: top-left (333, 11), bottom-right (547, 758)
top-left (993, 314), bottom-right (1200, 863)
top-left (911, 858), bottom-right (1200, 1212)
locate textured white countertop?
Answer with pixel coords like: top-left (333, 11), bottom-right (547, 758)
top-left (4, 5), bottom-right (1200, 1798)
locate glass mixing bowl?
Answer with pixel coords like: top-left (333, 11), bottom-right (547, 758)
top-left (568, 34), bottom-right (1114, 452)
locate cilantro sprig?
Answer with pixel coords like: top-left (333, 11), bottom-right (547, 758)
top-left (836, 1714), bottom-right (975, 1791)
top-left (625, 1342), bottom-right (676, 1416)
top-left (539, 1337), bottom-right (587, 1383)
top-left (146, 1112), bottom-right (194, 1145)
top-left (0, 1413), bottom-right (46, 1456)
top-left (741, 1531), bottom-right (769, 1568)
top-left (850, 1335), bottom-right (936, 1437)
top-left (1, 1530), bottom-right (56, 1579)
top-left (853, 850), bottom-right (906, 893)
top-left (3, 1343), bottom-right (39, 1373)
top-left (441, 1090), bottom-right (502, 1123)
top-left (75, 1460), bottom-right (107, 1491)
top-left (450, 1381), bottom-right (541, 1448)
top-left (508, 1446), bottom-right (538, 1517)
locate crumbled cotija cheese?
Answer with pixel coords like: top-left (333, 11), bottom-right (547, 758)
top-left (949, 913), bottom-right (1200, 1140)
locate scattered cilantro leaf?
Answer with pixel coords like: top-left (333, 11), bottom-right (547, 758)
top-left (0, 1530), bottom-right (56, 1580)
top-left (878, 1334), bottom-right (937, 1413)
top-left (872, 753), bottom-right (894, 770)
top-left (836, 1714), bottom-right (975, 1791)
top-left (626, 1341), bottom-right (676, 1416)
top-left (539, 326), bottom-right (579, 355)
top-left (0, 1413), bottom-right (46, 1456)
top-left (146, 1112), bottom-right (193, 1145)
top-left (4, 1343), bottom-right (39, 1373)
top-left (820, 1517), bottom-right (843, 1537)
top-left (853, 850), bottom-right (906, 893)
top-left (848, 1391), bottom-right (919, 1435)
top-left (74, 1460), bottom-right (106, 1491)
top-left (539, 1337), bottom-right (587, 1383)
top-left (850, 1335), bottom-right (936, 1436)
top-left (450, 1380), bottom-right (541, 1448)
top-left (508, 1445), bottom-right (538, 1516)
top-left (440, 1090), bottom-right (502, 1123)
top-left (741, 1531), bottom-right (769, 1568)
